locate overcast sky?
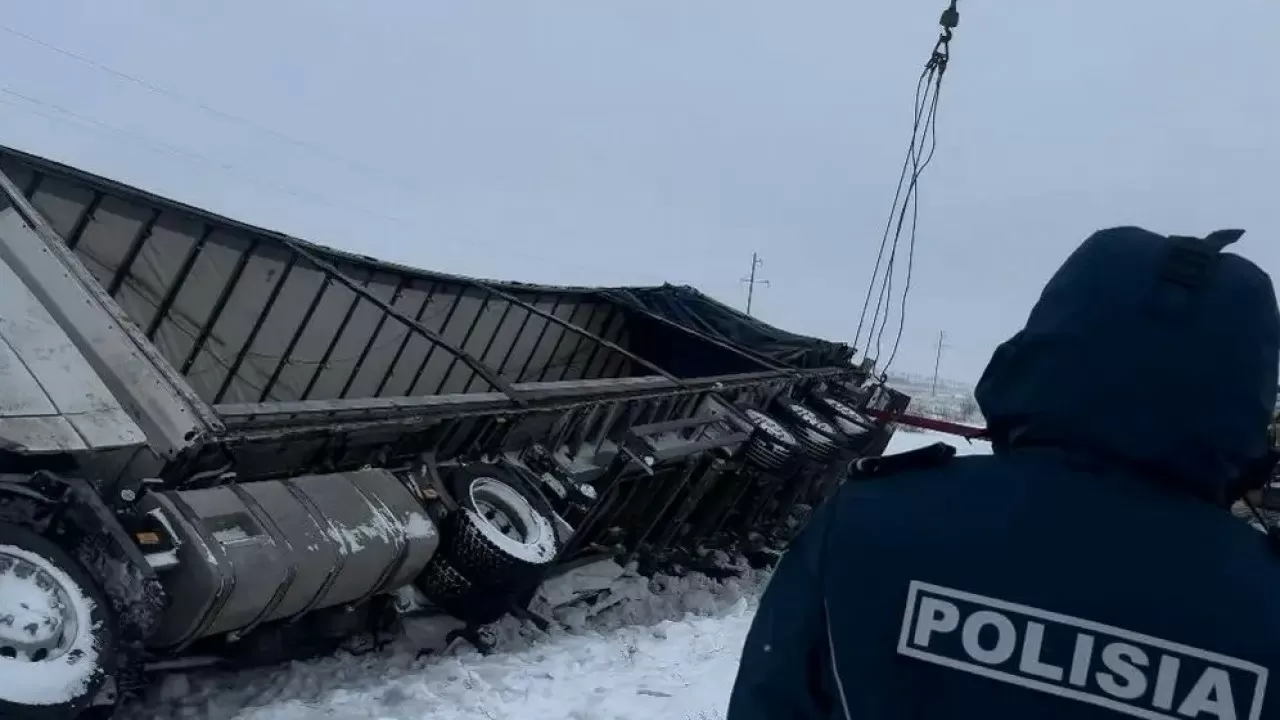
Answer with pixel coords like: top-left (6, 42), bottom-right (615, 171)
top-left (0, 0), bottom-right (1274, 382)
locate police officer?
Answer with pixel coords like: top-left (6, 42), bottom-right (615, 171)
top-left (727, 227), bottom-right (1280, 720)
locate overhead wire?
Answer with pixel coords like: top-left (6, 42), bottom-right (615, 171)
top-left (0, 88), bottom-right (418, 228)
top-left (0, 88), bottom-right (636, 285)
top-left (0, 90), bottom-right (660, 286)
top-left (853, 1), bottom-right (958, 381)
top-left (0, 21), bottom-right (419, 189)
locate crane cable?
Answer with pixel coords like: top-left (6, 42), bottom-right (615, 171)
top-left (853, 0), bottom-right (960, 382)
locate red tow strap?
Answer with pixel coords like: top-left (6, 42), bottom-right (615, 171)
top-left (863, 408), bottom-right (988, 440)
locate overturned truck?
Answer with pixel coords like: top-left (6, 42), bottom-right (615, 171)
top-left (0, 145), bottom-right (909, 718)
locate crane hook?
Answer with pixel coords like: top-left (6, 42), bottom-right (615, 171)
top-left (929, 0), bottom-right (960, 73)
top-left (940, 0), bottom-right (959, 32)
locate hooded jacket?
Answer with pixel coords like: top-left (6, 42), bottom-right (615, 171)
top-left (727, 227), bottom-right (1280, 720)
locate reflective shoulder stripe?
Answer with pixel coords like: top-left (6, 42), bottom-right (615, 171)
top-left (824, 599), bottom-right (853, 720)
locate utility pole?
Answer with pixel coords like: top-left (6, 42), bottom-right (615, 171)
top-left (931, 330), bottom-right (948, 396)
top-left (741, 252), bottom-right (770, 316)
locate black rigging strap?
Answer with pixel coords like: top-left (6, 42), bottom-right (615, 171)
top-left (853, 1), bottom-right (960, 382)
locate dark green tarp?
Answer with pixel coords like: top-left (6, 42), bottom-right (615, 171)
top-left (602, 284), bottom-right (855, 371)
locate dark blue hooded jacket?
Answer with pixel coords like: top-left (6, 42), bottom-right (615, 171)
top-left (727, 227), bottom-right (1280, 720)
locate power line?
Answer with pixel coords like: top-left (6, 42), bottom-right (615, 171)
top-left (742, 253), bottom-right (768, 317)
top-left (0, 23), bottom-right (731, 288)
top-left (0, 87), bottom-right (416, 228)
top-left (0, 91), bottom-right (665, 286)
top-left (0, 21), bottom-right (418, 188)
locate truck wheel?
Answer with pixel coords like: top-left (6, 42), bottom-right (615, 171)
top-left (817, 395), bottom-right (871, 423)
top-left (741, 408), bottom-right (799, 472)
top-left (437, 463), bottom-right (561, 588)
top-left (810, 395), bottom-right (876, 450)
top-left (815, 395), bottom-right (876, 432)
top-left (416, 555), bottom-right (511, 626)
top-left (773, 398), bottom-right (841, 462)
top-left (0, 523), bottom-right (118, 720)
top-left (417, 554), bottom-right (474, 606)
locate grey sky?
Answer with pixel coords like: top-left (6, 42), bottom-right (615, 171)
top-left (0, 0), bottom-right (1274, 382)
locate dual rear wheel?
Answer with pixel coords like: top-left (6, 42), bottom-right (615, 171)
top-left (415, 463), bottom-right (562, 625)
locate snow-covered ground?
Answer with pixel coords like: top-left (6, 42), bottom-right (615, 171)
top-left (122, 569), bottom-right (768, 720)
top-left (121, 429), bottom-right (989, 720)
top-left (887, 427), bottom-right (991, 456)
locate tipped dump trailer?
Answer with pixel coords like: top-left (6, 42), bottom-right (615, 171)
top-left (0, 145), bottom-right (908, 718)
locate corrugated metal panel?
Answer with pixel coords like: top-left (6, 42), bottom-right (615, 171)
top-left (0, 187), bottom-right (209, 457)
top-left (0, 149), bottom-right (654, 406)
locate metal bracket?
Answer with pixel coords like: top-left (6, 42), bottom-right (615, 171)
top-left (416, 452), bottom-right (459, 512)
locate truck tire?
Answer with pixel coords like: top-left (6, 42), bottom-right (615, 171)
top-left (814, 395), bottom-right (876, 431)
top-left (811, 395), bottom-right (877, 451)
top-left (0, 523), bottom-right (118, 720)
top-left (415, 554), bottom-right (512, 626)
top-left (772, 397), bottom-right (842, 462)
top-left (741, 408), bottom-right (800, 472)
top-left (417, 554), bottom-right (474, 606)
top-left (436, 463), bottom-right (561, 588)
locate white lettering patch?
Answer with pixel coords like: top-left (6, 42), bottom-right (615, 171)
top-left (897, 581), bottom-right (1267, 720)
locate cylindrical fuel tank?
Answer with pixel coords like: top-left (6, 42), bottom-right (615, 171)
top-left (138, 468), bottom-right (439, 650)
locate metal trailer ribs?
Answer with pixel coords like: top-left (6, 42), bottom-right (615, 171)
top-left (0, 142), bottom-right (891, 549)
top-left (0, 139), bottom-right (893, 548)
top-left (0, 149), bottom-right (811, 399)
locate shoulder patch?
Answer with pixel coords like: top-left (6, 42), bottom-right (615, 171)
top-left (898, 580), bottom-right (1267, 720)
top-left (849, 441), bottom-right (956, 480)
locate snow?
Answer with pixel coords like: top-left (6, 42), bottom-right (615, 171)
top-left (886, 427), bottom-right (992, 456)
top-left (121, 566), bottom-right (767, 720)
top-left (328, 509), bottom-right (404, 555)
top-left (404, 512), bottom-right (437, 541)
top-left (0, 543), bottom-right (103, 707)
top-left (323, 510), bottom-right (438, 556)
top-left (128, 607), bottom-right (754, 720)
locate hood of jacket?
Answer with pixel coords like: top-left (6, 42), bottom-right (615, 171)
top-left (974, 226), bottom-right (1280, 504)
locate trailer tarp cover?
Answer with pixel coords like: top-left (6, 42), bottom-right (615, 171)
top-left (603, 284), bottom-right (854, 370)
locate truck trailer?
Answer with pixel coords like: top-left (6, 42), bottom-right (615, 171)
top-left (0, 145), bottom-right (907, 718)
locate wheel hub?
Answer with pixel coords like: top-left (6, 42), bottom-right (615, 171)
top-left (470, 478), bottom-right (539, 545)
top-left (0, 550), bottom-right (81, 664)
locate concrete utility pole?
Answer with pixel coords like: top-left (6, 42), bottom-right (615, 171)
top-left (931, 330), bottom-right (948, 396)
top-left (741, 252), bottom-right (770, 316)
